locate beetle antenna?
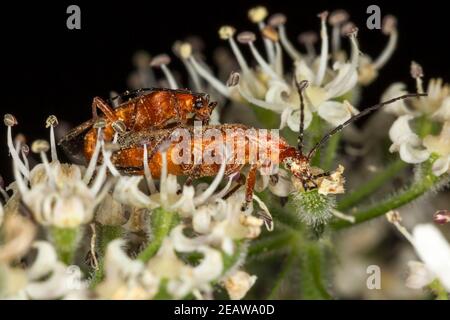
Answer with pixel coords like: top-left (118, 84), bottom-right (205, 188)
top-left (295, 79), bottom-right (309, 155)
top-left (306, 93), bottom-right (427, 160)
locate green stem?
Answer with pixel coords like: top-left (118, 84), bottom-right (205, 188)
top-left (90, 225), bottom-right (122, 287)
top-left (299, 243), bottom-right (332, 299)
top-left (248, 232), bottom-right (294, 259)
top-left (138, 208), bottom-right (178, 262)
top-left (322, 132), bottom-right (341, 171)
top-left (337, 158), bottom-right (408, 211)
top-left (332, 157), bottom-right (446, 229)
top-left (267, 248), bottom-right (298, 299)
top-left (50, 227), bottom-right (81, 265)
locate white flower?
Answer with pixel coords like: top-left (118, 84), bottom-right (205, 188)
top-left (388, 115), bottom-right (430, 164)
top-left (423, 122), bottom-right (450, 176)
top-left (5, 115), bottom-right (112, 228)
top-left (97, 240), bottom-right (159, 300)
top-left (382, 63), bottom-right (449, 120)
top-left (411, 224), bottom-right (450, 292)
top-left (223, 270), bottom-right (257, 300)
top-left (5, 241), bottom-right (89, 300)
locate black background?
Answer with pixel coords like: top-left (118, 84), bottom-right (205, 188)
top-left (1, 0), bottom-right (449, 181)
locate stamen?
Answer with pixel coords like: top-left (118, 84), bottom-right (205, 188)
top-left (326, 27), bottom-right (360, 99)
top-left (248, 6), bottom-right (275, 64)
top-left (411, 61), bottom-right (425, 94)
top-left (315, 11), bottom-right (330, 86)
top-left (174, 42), bottom-right (203, 91)
top-left (194, 145), bottom-right (229, 206)
top-left (143, 144), bottom-right (157, 194)
top-left (31, 140), bottom-right (55, 188)
top-left (160, 151), bottom-right (168, 204)
top-left (0, 176), bottom-right (10, 202)
top-left (20, 143), bottom-right (30, 177)
top-left (269, 13), bottom-right (302, 61)
top-left (150, 54), bottom-right (179, 90)
top-left (298, 31), bottom-right (318, 59)
top-left (328, 10), bottom-right (349, 55)
top-left (219, 26), bottom-right (251, 75)
top-left (237, 31), bottom-right (282, 82)
top-left (209, 174), bottom-right (235, 202)
top-left (227, 72), bottom-right (287, 112)
top-left (90, 161), bottom-right (108, 195)
top-left (262, 26), bottom-right (283, 75)
top-left (373, 15), bottom-right (398, 70)
top-left (4, 114), bottom-right (29, 179)
top-left (253, 194), bottom-right (274, 231)
top-left (83, 123), bottom-right (104, 184)
top-left (184, 43), bottom-right (230, 97)
top-left (102, 142), bottom-right (121, 177)
top-left (386, 210), bottom-right (415, 244)
top-left (45, 115), bottom-right (59, 162)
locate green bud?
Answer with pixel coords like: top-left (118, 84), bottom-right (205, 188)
top-left (290, 190), bottom-right (335, 227)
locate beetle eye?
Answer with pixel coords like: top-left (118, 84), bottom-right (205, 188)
top-left (194, 99), bottom-right (203, 109)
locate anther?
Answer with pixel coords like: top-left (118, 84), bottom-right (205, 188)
top-left (179, 42), bottom-right (193, 59)
top-left (111, 120), bottom-right (126, 134)
top-left (328, 9), bottom-right (349, 26)
top-left (237, 31), bottom-right (257, 44)
top-left (268, 13), bottom-right (286, 27)
top-left (248, 6), bottom-right (268, 23)
top-left (434, 210), bottom-right (450, 225)
top-left (298, 31), bottom-right (318, 45)
top-left (382, 15), bottom-right (397, 35)
top-left (94, 118), bottom-right (107, 129)
top-left (226, 71), bottom-right (240, 87)
top-left (31, 140), bottom-right (50, 154)
top-left (150, 54), bottom-right (171, 68)
top-left (4, 114), bottom-right (17, 127)
top-left (341, 22), bottom-right (357, 36)
top-left (45, 115), bottom-right (59, 128)
top-left (410, 61), bottom-right (424, 79)
top-left (218, 26), bottom-right (236, 40)
top-left (261, 26), bottom-right (279, 42)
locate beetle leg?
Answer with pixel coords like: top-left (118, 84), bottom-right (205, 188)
top-left (223, 173), bottom-right (245, 200)
top-left (241, 164), bottom-right (258, 211)
top-left (92, 97), bottom-right (119, 123)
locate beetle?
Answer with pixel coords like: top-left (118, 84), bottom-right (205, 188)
top-left (59, 87), bottom-right (217, 162)
top-left (105, 81), bottom-right (424, 210)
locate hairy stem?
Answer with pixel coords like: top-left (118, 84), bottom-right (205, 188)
top-left (332, 156), bottom-right (447, 229)
top-left (50, 227), bottom-right (81, 265)
top-left (138, 208), bottom-right (178, 262)
top-left (298, 242), bottom-right (332, 299)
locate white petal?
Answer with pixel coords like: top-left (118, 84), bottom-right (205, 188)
top-left (224, 270), bottom-right (257, 300)
top-left (432, 156), bottom-right (450, 176)
top-left (432, 97), bottom-right (450, 121)
top-left (318, 101), bottom-right (353, 127)
top-left (193, 207), bottom-right (212, 234)
top-left (268, 169), bottom-right (293, 197)
top-left (399, 143), bottom-right (430, 164)
top-left (265, 81), bottom-right (291, 105)
top-left (171, 225), bottom-right (202, 252)
top-left (405, 260), bottom-right (435, 289)
top-left (287, 107), bottom-right (312, 132)
top-left (27, 241), bottom-right (58, 280)
top-left (294, 60), bottom-right (315, 83)
top-left (389, 115), bottom-right (417, 144)
top-left (113, 177), bottom-right (156, 208)
top-left (192, 247), bottom-right (223, 283)
top-left (324, 63), bottom-right (358, 98)
top-left (412, 224), bottom-right (450, 291)
top-left (381, 83), bottom-right (411, 115)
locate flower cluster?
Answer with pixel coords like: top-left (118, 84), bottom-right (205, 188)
top-left (384, 62), bottom-right (450, 175)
